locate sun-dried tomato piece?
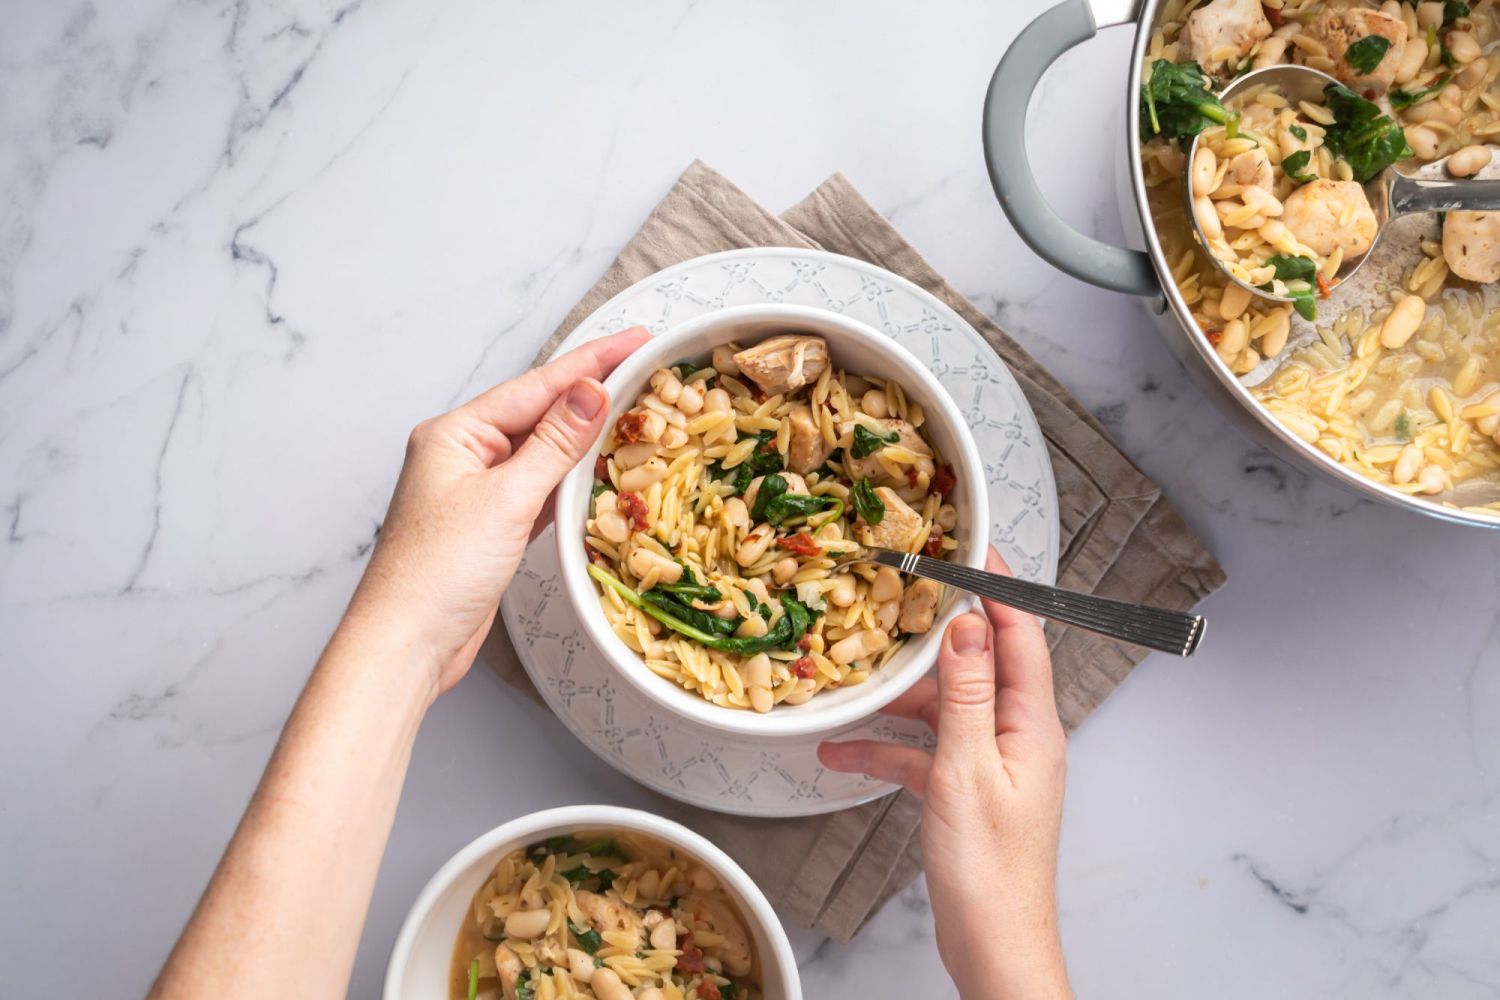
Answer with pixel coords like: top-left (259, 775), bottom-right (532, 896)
top-left (1265, 4), bottom-right (1284, 27)
top-left (1316, 273), bottom-right (1332, 299)
top-left (904, 464), bottom-right (919, 488)
top-left (698, 978), bottom-right (722, 1000)
top-left (677, 933), bottom-right (706, 974)
top-left (924, 526), bottom-right (944, 557)
top-left (615, 411), bottom-right (647, 443)
top-left (778, 532), bottom-right (820, 557)
top-left (932, 463), bottom-right (957, 498)
top-left (617, 491), bottom-right (650, 532)
top-left (797, 634), bottom-right (812, 653)
top-left (793, 656), bottom-right (817, 679)
top-left (594, 454), bottom-right (610, 480)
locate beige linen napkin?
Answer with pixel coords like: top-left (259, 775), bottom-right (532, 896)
top-left (482, 161), bottom-right (1225, 942)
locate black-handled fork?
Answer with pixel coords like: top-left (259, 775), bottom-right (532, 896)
top-left (866, 548), bottom-right (1206, 657)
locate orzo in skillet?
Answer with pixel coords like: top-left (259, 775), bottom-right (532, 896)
top-left (1140, 0), bottom-right (1500, 516)
top-left (583, 334), bottom-right (960, 713)
top-left (450, 830), bottom-right (759, 1000)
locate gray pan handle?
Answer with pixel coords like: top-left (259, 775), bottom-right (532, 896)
top-left (983, 0), bottom-right (1159, 297)
top-left (1389, 172), bottom-right (1500, 214)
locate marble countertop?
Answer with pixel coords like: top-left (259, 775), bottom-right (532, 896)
top-left (4, 0), bottom-right (1498, 996)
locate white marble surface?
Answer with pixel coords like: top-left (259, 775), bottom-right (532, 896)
top-left (2, 0), bottom-right (1497, 997)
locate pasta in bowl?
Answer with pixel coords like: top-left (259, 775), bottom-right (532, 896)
top-left (555, 305), bottom-right (989, 740)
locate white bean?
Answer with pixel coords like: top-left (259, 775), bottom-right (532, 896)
top-left (783, 677), bottom-right (818, 705)
top-left (1259, 310), bottom-right (1291, 357)
top-left (749, 687), bottom-right (773, 713)
top-left (1446, 30), bottom-right (1481, 64)
top-left (661, 426), bottom-right (688, 449)
top-left (650, 369), bottom-right (683, 404)
top-left (828, 574), bottom-right (857, 607)
top-left (1475, 392), bottom-right (1500, 436)
top-left (935, 504), bottom-right (958, 531)
top-left (1253, 35), bottom-right (1289, 70)
top-left (860, 389), bottom-right (889, 418)
top-left (1417, 1), bottom-right (1444, 29)
top-left (829, 629), bottom-right (891, 666)
top-left (593, 502), bottom-right (630, 545)
top-left (722, 497), bottom-right (750, 533)
top-left (1456, 57), bottom-right (1488, 89)
top-left (1395, 37), bottom-right (1428, 84)
top-left (1418, 465), bottom-right (1447, 494)
top-left (1381, 295), bottom-right (1426, 349)
top-left (1217, 318), bottom-right (1249, 357)
top-left (640, 411), bottom-right (667, 443)
top-left (870, 566), bottom-right (903, 603)
top-left (1405, 124), bottom-right (1441, 160)
top-left (503, 908), bottom-right (551, 939)
top-left (1448, 144), bottom-right (1491, 178)
top-left (590, 968), bottom-right (633, 1000)
top-left (677, 383), bottom-right (704, 415)
top-left (1190, 146), bottom-right (1217, 197)
top-left (627, 546), bottom-right (683, 584)
top-left (1219, 282), bottom-right (1252, 321)
top-left (1193, 194), bottom-right (1223, 241)
top-left (712, 344), bottom-right (741, 374)
top-left (650, 918), bottom-right (677, 952)
top-left (772, 556), bottom-right (799, 585)
top-left (735, 525), bottom-right (775, 567)
top-left (619, 457), bottom-right (668, 492)
top-left (1393, 443), bottom-right (1423, 485)
top-left (874, 599), bottom-right (900, 632)
top-left (743, 653), bottom-right (771, 688)
top-left (735, 614), bottom-right (768, 639)
top-left (704, 386), bottom-right (732, 412)
top-left (614, 441), bottom-right (657, 469)
top-left (567, 948), bottom-right (596, 983)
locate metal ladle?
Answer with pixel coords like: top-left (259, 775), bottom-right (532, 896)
top-left (1187, 64), bottom-right (1500, 305)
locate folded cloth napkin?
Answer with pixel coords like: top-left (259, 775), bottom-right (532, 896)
top-left (482, 160), bottom-right (1226, 942)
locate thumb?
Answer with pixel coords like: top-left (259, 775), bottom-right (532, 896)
top-left (497, 377), bottom-right (609, 519)
top-left (934, 612), bottom-right (999, 766)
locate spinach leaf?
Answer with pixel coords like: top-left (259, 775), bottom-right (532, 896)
top-left (596, 869), bottom-right (617, 891)
top-left (750, 473), bottom-right (788, 522)
top-left (744, 428), bottom-right (785, 476)
top-left (851, 423), bottom-right (900, 459)
top-left (515, 970), bottom-right (534, 1000)
top-left (1289, 124), bottom-right (1308, 141)
top-left (1321, 84), bottom-right (1414, 182)
top-left (1395, 411), bottom-right (1413, 439)
top-left (1281, 149), bottom-right (1316, 184)
top-left (1138, 59), bottom-right (1239, 145)
top-left (1390, 73), bottom-right (1450, 109)
top-left (658, 562), bottom-right (721, 603)
top-left (569, 920), bottom-right (604, 954)
top-left (1444, 0), bottom-right (1470, 24)
top-left (671, 359), bottom-right (703, 379)
top-left (467, 959), bottom-right (480, 1000)
top-left (709, 460), bottom-right (754, 496)
top-left (641, 590), bottom-right (738, 636)
top-left (577, 836), bottom-right (628, 859)
top-left (1266, 255), bottom-right (1318, 283)
top-left (763, 493), bottom-right (841, 526)
top-left (590, 565), bottom-right (812, 654)
top-left (812, 448), bottom-right (844, 479)
top-left (527, 835), bottom-right (574, 859)
top-left (720, 982), bottom-right (738, 1000)
top-left (851, 478), bottom-right (885, 526)
top-left (1344, 35), bottom-right (1391, 75)
top-left (1289, 292), bottom-right (1318, 322)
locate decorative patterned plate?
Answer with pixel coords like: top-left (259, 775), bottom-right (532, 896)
top-left (500, 248), bottom-right (1059, 816)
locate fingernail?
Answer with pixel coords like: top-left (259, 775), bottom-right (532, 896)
top-left (951, 617), bottom-right (988, 655)
top-left (566, 380), bottom-right (605, 419)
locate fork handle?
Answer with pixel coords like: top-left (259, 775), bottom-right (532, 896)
top-left (873, 550), bottom-right (1207, 657)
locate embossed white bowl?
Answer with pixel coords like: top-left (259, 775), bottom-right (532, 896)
top-left (555, 303), bottom-right (989, 741)
top-left (384, 805), bottom-right (801, 1000)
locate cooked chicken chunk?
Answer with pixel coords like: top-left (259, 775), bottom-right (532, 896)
top-left (897, 578), bottom-right (942, 634)
top-left (732, 335), bottom-right (830, 396)
top-left (841, 419), bottom-right (936, 493)
top-left (856, 487), bottom-right (925, 551)
top-left (1308, 6), bottom-right (1407, 94)
top-left (676, 894), bottom-right (752, 976)
top-left (1280, 179), bottom-right (1378, 258)
top-left (787, 403), bottom-right (834, 474)
top-left (1443, 211), bottom-right (1500, 283)
top-left (1227, 148), bottom-right (1273, 192)
top-left (573, 890), bottom-right (643, 951)
top-left (1180, 0), bottom-right (1273, 75)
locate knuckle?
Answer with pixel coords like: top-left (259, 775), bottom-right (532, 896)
top-left (527, 413), bottom-right (581, 463)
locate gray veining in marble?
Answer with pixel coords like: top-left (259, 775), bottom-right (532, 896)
top-left (1, 1), bottom-right (1497, 997)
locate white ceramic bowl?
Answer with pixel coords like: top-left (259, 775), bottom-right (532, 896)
top-left (385, 805), bottom-right (801, 1000)
top-left (555, 303), bottom-right (990, 741)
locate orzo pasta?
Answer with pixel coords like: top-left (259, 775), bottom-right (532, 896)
top-left (450, 830), bottom-right (760, 1000)
top-left (584, 334), bottom-right (960, 713)
top-left (1141, 0), bottom-right (1500, 517)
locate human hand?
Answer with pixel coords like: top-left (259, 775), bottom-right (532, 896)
top-left (818, 547), bottom-right (1070, 1000)
top-left (341, 327), bottom-right (651, 698)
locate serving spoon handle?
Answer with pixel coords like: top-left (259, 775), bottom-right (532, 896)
top-left (1387, 172), bottom-right (1500, 215)
top-left (866, 548), bottom-right (1207, 657)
